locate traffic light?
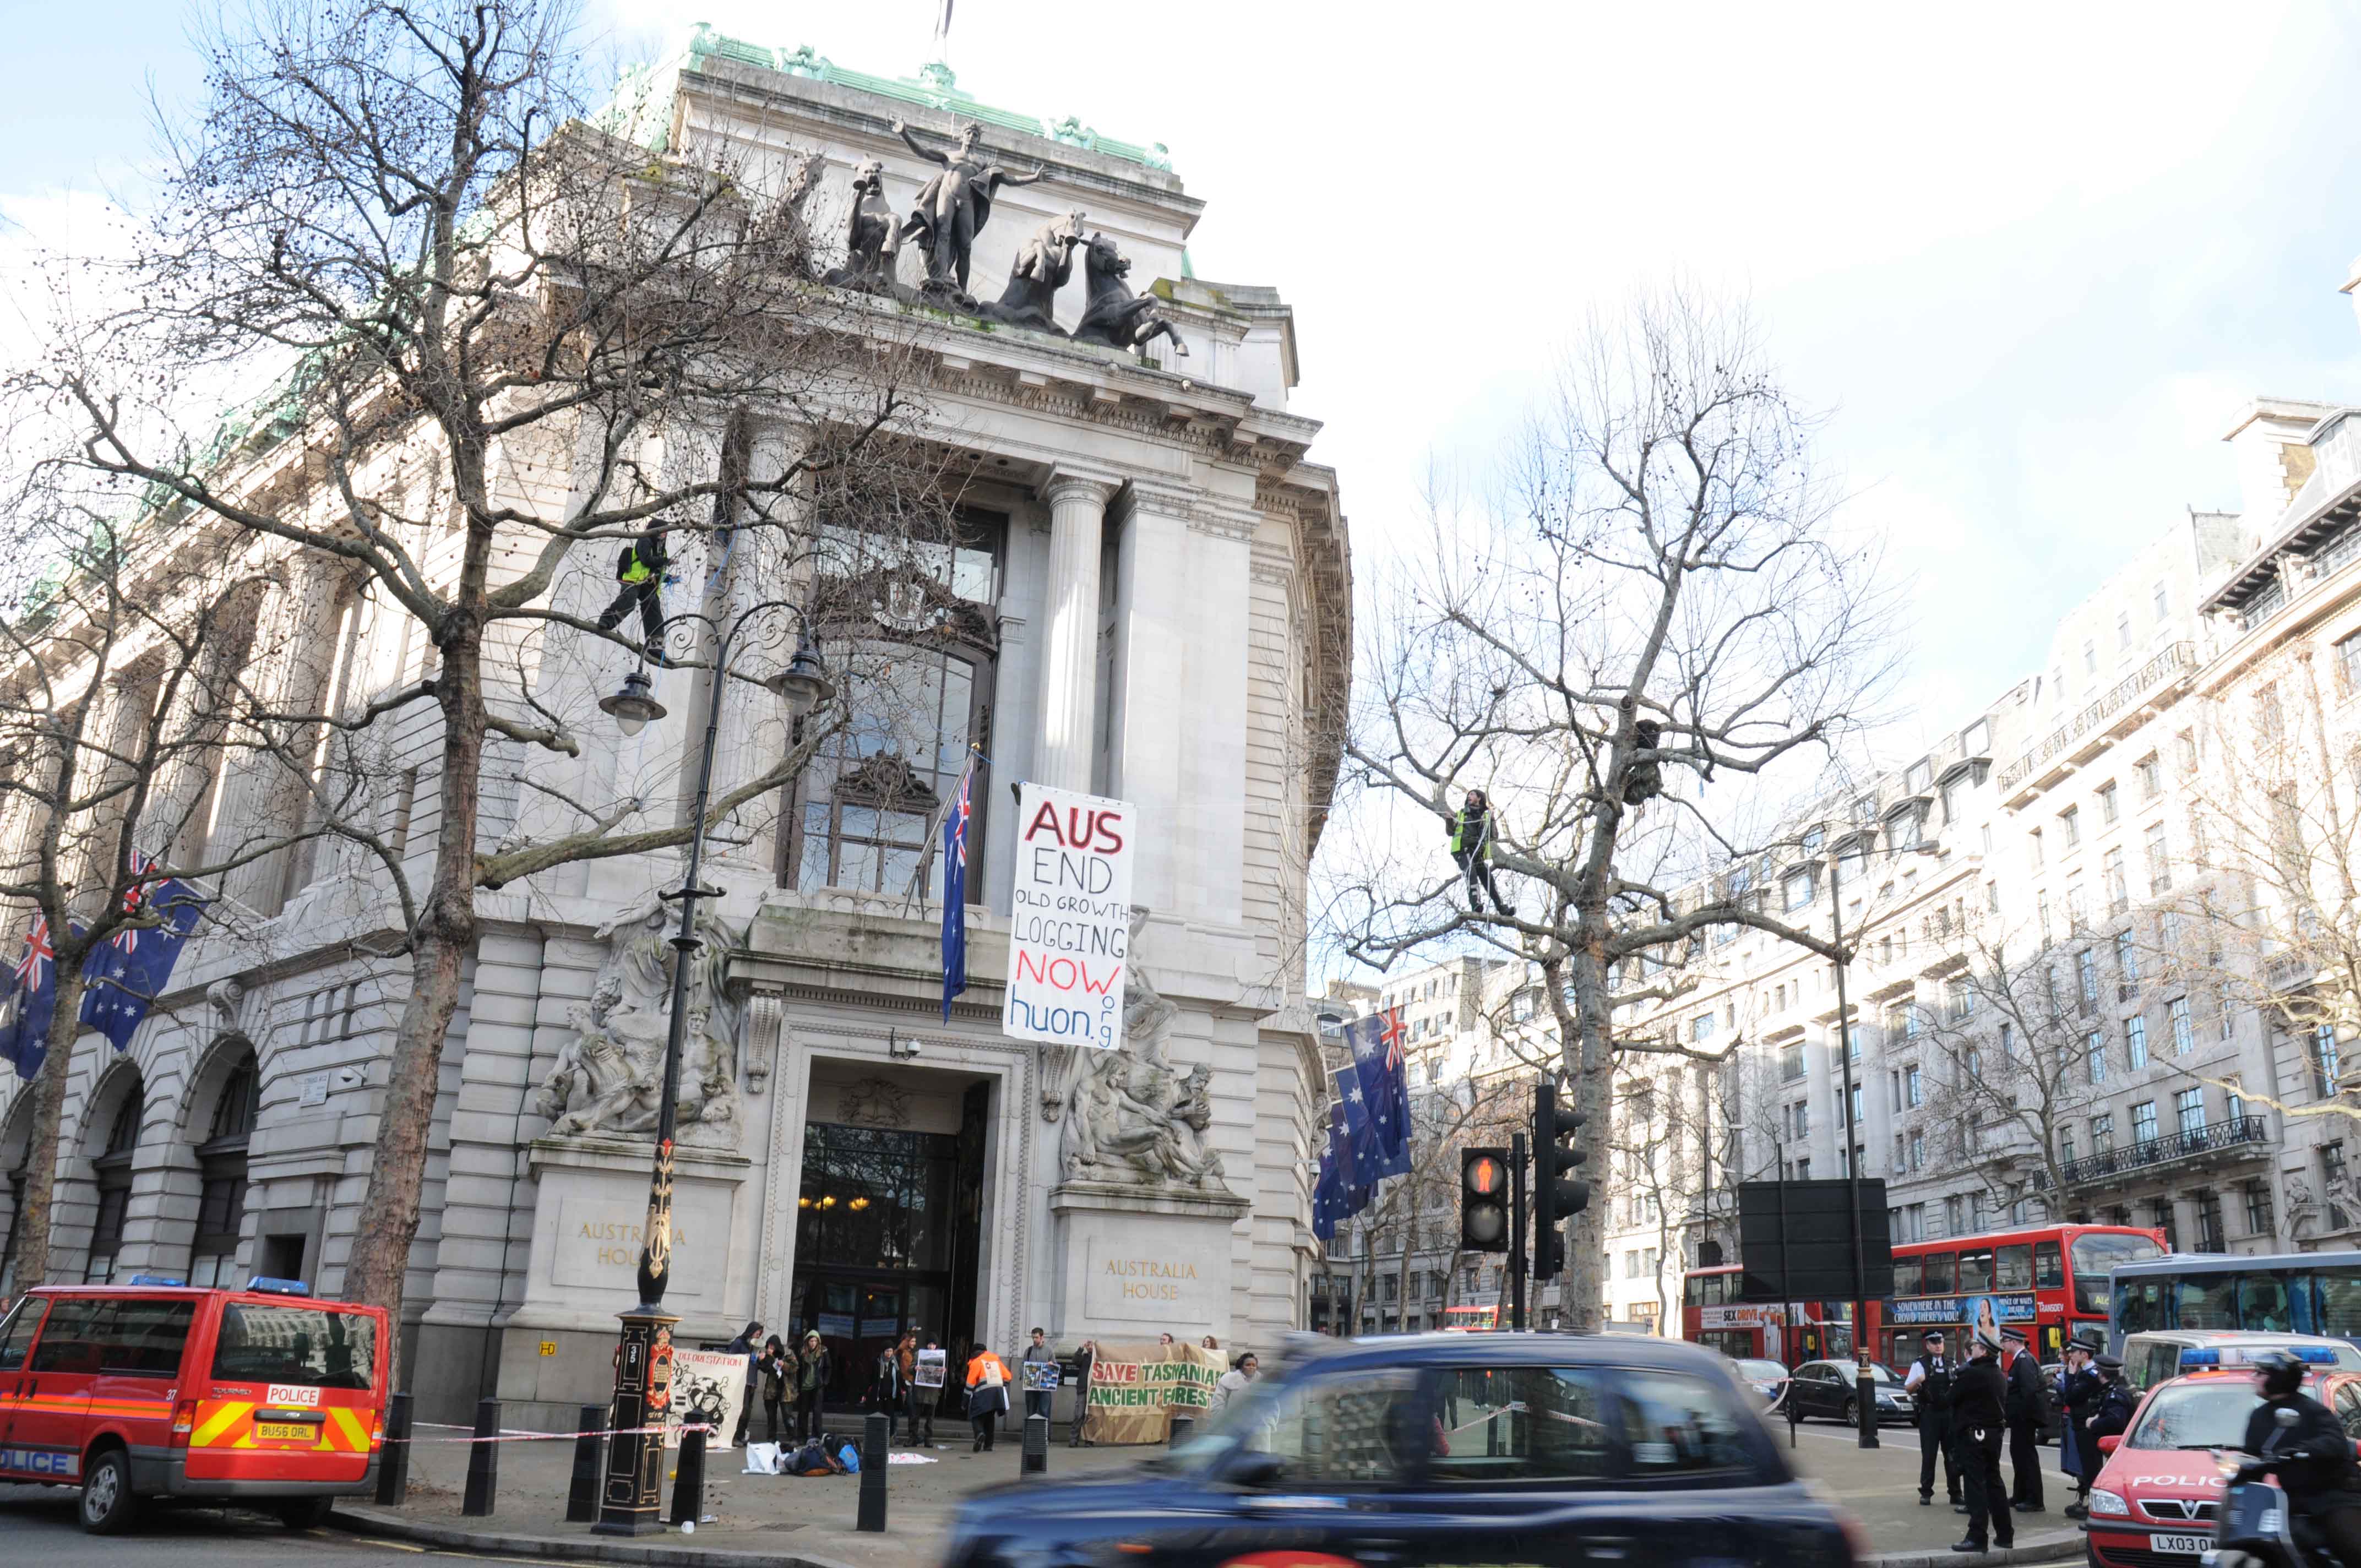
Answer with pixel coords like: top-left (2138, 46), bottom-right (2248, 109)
top-left (1531, 1076), bottom-right (1590, 1281)
top-left (1459, 1147), bottom-right (1510, 1253)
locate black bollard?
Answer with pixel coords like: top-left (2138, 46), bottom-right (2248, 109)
top-left (856, 1412), bottom-right (888, 1533)
top-left (1169, 1414), bottom-right (1194, 1447)
top-left (376, 1392), bottom-right (413, 1506)
top-left (565, 1403), bottom-right (603, 1524)
top-left (461, 1398), bottom-right (501, 1517)
top-left (1022, 1412), bottom-right (1048, 1476)
top-left (668, 1427), bottom-right (706, 1527)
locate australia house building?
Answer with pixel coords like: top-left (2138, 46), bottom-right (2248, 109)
top-left (0, 31), bottom-right (1349, 1427)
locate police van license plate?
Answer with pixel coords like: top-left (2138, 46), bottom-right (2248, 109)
top-left (2150, 1535), bottom-right (2208, 1555)
top-left (257, 1422), bottom-right (315, 1442)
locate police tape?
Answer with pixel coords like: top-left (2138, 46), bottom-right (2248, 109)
top-left (403, 1420), bottom-right (717, 1445)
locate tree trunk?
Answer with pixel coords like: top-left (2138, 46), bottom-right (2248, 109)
top-left (11, 962), bottom-right (89, 1289)
top-left (340, 632), bottom-right (486, 1374)
top-left (1562, 987), bottom-right (1613, 1332)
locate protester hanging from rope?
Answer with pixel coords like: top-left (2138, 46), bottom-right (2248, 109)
top-left (1446, 788), bottom-right (1514, 917)
top-left (596, 524), bottom-right (675, 666)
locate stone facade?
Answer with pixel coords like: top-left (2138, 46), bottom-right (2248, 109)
top-left (0, 36), bottom-right (1348, 1429)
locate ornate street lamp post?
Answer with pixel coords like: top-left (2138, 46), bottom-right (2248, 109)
top-left (593, 607), bottom-right (830, 1536)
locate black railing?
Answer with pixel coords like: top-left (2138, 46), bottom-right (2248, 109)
top-left (2058, 1116), bottom-right (2270, 1185)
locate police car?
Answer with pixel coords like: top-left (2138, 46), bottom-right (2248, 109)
top-left (942, 1331), bottom-right (1861, 1568)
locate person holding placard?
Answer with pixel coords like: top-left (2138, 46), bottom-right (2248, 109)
top-left (1021, 1328), bottom-right (1059, 1424)
top-left (912, 1339), bottom-right (945, 1446)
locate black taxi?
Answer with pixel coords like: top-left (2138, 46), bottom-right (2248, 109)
top-left (942, 1330), bottom-right (1860, 1568)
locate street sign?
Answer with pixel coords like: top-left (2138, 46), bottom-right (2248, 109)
top-left (1733, 1178), bottom-right (1893, 1302)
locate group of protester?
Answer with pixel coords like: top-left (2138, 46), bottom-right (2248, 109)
top-left (1901, 1327), bottom-right (2134, 1554)
top-left (721, 1322), bottom-right (1254, 1455)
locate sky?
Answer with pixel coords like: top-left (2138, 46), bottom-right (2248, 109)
top-left (7, 0), bottom-right (2361, 753)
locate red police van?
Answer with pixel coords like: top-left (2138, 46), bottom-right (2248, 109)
top-left (0, 1277), bottom-right (387, 1533)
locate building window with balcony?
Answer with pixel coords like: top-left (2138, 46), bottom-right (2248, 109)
top-left (2087, 1032), bottom-right (2108, 1082)
top-left (2175, 1086), bottom-right (2207, 1136)
top-left (2116, 930), bottom-right (2139, 981)
top-left (2132, 1101), bottom-right (2158, 1145)
top-left (2168, 995), bottom-right (2194, 1054)
top-left (2314, 1025), bottom-right (2342, 1098)
top-left (2062, 806), bottom-right (2082, 848)
top-left (2146, 822), bottom-right (2172, 894)
top-left (2245, 1182), bottom-right (2275, 1238)
top-left (2227, 1078), bottom-right (2246, 1122)
top-left (2060, 1126), bottom-right (2076, 1164)
top-left (2103, 849), bottom-right (2129, 915)
top-left (2099, 781), bottom-right (2120, 825)
top-left (2092, 1114), bottom-right (2115, 1153)
top-left (2127, 1016), bottom-right (2148, 1070)
top-left (2078, 951), bottom-right (2099, 1009)
top-left (2139, 754), bottom-right (2163, 799)
top-left (2155, 1200), bottom-right (2179, 1251)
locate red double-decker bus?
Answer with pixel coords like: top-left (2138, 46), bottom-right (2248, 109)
top-left (1871, 1222), bottom-right (2165, 1366)
top-left (1680, 1265), bottom-right (1853, 1365)
top-left (1684, 1222), bottom-right (2166, 1368)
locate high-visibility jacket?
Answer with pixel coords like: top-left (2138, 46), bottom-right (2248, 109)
top-left (1449, 805), bottom-right (1492, 861)
top-left (616, 530), bottom-right (668, 585)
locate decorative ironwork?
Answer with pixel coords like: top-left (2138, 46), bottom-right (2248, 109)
top-left (2057, 1115), bottom-right (2270, 1186)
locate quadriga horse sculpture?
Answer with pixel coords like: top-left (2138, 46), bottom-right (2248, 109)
top-left (1070, 232), bottom-right (1189, 358)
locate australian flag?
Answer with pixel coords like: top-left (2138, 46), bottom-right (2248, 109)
top-left (79, 870), bottom-right (206, 1053)
top-left (1334, 1065), bottom-right (1394, 1191)
top-left (940, 757), bottom-right (973, 1020)
top-left (1350, 1007), bottom-right (1415, 1177)
top-left (1312, 1093), bottom-right (1371, 1242)
top-left (0, 913), bottom-right (62, 1080)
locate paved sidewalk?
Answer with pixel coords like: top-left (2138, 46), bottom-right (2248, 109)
top-left (331, 1414), bottom-right (2089, 1568)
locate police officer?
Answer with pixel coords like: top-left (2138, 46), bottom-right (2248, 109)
top-left (596, 525), bottom-right (672, 663)
top-left (2058, 1338), bottom-right (2103, 1518)
top-left (1951, 1331), bottom-right (2014, 1554)
top-left (2085, 1353), bottom-right (2136, 1482)
top-left (2001, 1327), bottom-right (2045, 1513)
top-left (2240, 1347), bottom-right (2361, 1568)
top-left (1903, 1329), bottom-right (1962, 1507)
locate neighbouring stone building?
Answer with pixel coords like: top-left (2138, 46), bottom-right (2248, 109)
top-left (1611, 245), bottom-right (2361, 1360)
top-left (0, 30), bottom-right (1349, 1428)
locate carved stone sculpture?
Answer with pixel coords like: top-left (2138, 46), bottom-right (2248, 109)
top-left (893, 118), bottom-right (1046, 305)
top-left (535, 895), bottom-right (746, 1147)
top-left (974, 209), bottom-right (1085, 333)
top-left (823, 157), bottom-right (902, 293)
top-left (1056, 910), bottom-right (1232, 1193)
top-left (1070, 232), bottom-right (1189, 359)
top-left (2287, 1173), bottom-right (2323, 1238)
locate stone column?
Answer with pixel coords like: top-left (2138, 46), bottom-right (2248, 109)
top-left (1034, 473), bottom-right (1119, 796)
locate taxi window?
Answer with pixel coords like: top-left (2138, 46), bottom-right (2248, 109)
top-left (0, 1299), bottom-right (44, 1371)
top-left (92, 1298), bottom-right (194, 1376)
top-left (27, 1298), bottom-right (105, 1373)
top-left (1615, 1369), bottom-right (1757, 1475)
top-left (1241, 1366), bottom-right (1422, 1485)
top-left (215, 1303), bottom-right (376, 1391)
top-left (1428, 1366), bottom-right (1611, 1483)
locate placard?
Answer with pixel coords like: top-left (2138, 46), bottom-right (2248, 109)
top-left (913, 1348), bottom-right (946, 1389)
top-left (664, 1347), bottom-right (747, 1450)
top-left (1003, 782), bottom-right (1134, 1049)
top-left (1081, 1340), bottom-right (1223, 1444)
top-left (1022, 1359), bottom-right (1062, 1393)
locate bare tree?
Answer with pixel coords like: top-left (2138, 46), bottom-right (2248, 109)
top-left (1332, 290), bottom-right (1899, 1327)
top-left (12, 0), bottom-right (942, 1337)
top-left (1913, 922), bottom-right (2110, 1215)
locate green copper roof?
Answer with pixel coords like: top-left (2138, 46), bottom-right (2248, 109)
top-left (684, 26), bottom-right (1172, 172)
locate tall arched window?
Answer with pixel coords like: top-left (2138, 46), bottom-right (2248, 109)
top-left (84, 1081), bottom-right (143, 1282)
top-left (786, 510), bottom-right (1002, 899)
top-left (191, 1053), bottom-right (259, 1287)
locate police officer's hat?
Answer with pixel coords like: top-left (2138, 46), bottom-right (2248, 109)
top-left (2095, 1354), bottom-right (2124, 1371)
top-left (1922, 1329), bottom-right (1946, 1343)
top-left (2000, 1327), bottom-right (2028, 1346)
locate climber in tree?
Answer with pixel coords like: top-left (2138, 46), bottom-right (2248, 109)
top-left (1448, 788), bottom-right (1513, 917)
top-left (596, 524), bottom-right (673, 666)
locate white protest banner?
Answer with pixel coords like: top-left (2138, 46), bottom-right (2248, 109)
top-left (1002, 782), bottom-right (1134, 1050)
top-left (664, 1348), bottom-right (747, 1450)
top-left (914, 1347), bottom-right (946, 1389)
